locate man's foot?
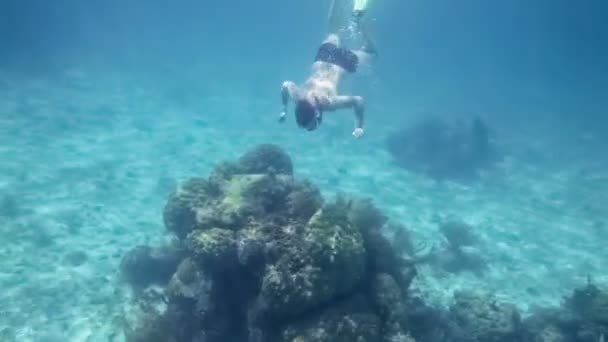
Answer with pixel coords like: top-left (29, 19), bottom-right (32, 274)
top-left (352, 127), bottom-right (364, 138)
top-left (354, 17), bottom-right (378, 56)
top-left (352, 9), bottom-right (365, 20)
top-left (363, 44), bottom-right (378, 56)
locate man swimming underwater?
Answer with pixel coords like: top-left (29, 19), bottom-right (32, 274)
top-left (279, 0), bottom-right (377, 138)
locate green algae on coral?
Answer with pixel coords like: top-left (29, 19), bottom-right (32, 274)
top-left (187, 228), bottom-right (237, 270)
top-left (220, 174), bottom-right (266, 212)
top-left (568, 283), bottom-right (608, 325)
top-left (237, 143), bottom-right (294, 175)
top-left (163, 177), bottom-right (218, 238)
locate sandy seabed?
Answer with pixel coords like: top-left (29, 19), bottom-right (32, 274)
top-left (0, 68), bottom-right (606, 341)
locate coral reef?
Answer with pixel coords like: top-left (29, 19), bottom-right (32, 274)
top-left (119, 244), bottom-right (184, 289)
top-left (402, 282), bottom-right (608, 342)
top-left (429, 220), bottom-right (488, 276)
top-left (237, 143), bottom-right (294, 175)
top-left (522, 282), bottom-right (608, 341)
top-left (449, 291), bottom-right (521, 341)
top-left (120, 144), bottom-right (415, 342)
top-left (162, 145), bottom-right (310, 240)
top-left (385, 116), bottom-right (496, 180)
top-left (118, 143), bottom-right (608, 342)
top-left (440, 221), bottom-right (478, 249)
top-left (280, 294), bottom-right (383, 342)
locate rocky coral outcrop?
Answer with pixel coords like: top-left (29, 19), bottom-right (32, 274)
top-left (119, 244), bottom-right (184, 288)
top-left (280, 294), bottom-right (383, 342)
top-left (118, 143), bottom-right (608, 342)
top-left (522, 282), bottom-right (608, 341)
top-left (449, 291), bottom-right (521, 341)
top-left (386, 116), bottom-right (496, 180)
top-left (120, 144), bottom-right (415, 342)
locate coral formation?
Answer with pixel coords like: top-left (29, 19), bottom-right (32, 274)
top-left (386, 116), bottom-right (496, 180)
top-left (449, 291), bottom-right (521, 341)
top-left (521, 282), bottom-right (608, 341)
top-left (120, 244), bottom-right (184, 289)
top-left (119, 144), bottom-right (608, 342)
top-left (237, 143), bottom-right (294, 175)
top-left (162, 145), bottom-right (308, 240)
top-left (440, 221), bottom-right (478, 249)
top-left (280, 294), bottom-right (382, 342)
top-left (427, 220), bottom-right (488, 276)
top-left (120, 144), bottom-right (415, 342)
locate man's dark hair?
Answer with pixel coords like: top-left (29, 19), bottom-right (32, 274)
top-left (295, 99), bottom-right (317, 128)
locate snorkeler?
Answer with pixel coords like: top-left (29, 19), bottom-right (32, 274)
top-left (279, 0), bottom-right (377, 138)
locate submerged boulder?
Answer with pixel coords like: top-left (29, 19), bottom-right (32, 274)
top-left (449, 291), bottom-right (521, 342)
top-left (237, 143), bottom-right (294, 175)
top-left (121, 144), bottom-right (415, 342)
top-left (279, 295), bottom-right (383, 342)
top-left (253, 199), bottom-right (367, 321)
top-left (113, 143), bottom-right (608, 342)
top-left (120, 244), bottom-right (183, 288)
top-left (187, 228), bottom-right (238, 271)
top-left (163, 148), bottom-right (316, 240)
top-left (386, 116), bottom-right (496, 180)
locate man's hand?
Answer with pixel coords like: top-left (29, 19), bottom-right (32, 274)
top-left (278, 110), bottom-right (287, 123)
top-left (352, 127), bottom-right (364, 138)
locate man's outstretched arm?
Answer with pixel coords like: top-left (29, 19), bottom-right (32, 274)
top-left (279, 81), bottom-right (298, 122)
top-left (324, 95), bottom-right (365, 137)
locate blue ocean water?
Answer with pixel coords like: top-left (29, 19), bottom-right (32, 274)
top-left (1, 0), bottom-right (607, 340)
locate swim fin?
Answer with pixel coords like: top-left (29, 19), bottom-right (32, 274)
top-left (353, 0), bottom-right (369, 17)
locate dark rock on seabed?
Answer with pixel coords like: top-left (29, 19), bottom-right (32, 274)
top-left (119, 144), bottom-right (608, 342)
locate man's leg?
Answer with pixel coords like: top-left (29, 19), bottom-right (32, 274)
top-left (323, 33), bottom-right (341, 47)
top-left (352, 50), bottom-right (370, 66)
top-left (328, 0), bottom-right (338, 31)
top-left (357, 19), bottom-right (377, 54)
top-left (324, 0), bottom-right (345, 47)
top-left (328, 0), bottom-right (350, 34)
top-left (352, 42), bottom-right (377, 65)
top-left (351, 20), bottom-right (377, 65)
